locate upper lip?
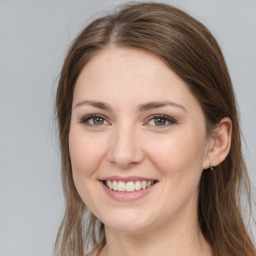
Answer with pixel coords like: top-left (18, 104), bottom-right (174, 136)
top-left (100, 176), bottom-right (158, 182)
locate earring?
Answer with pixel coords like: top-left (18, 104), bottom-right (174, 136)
top-left (209, 163), bottom-right (214, 171)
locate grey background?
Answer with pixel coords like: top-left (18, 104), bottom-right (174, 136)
top-left (0, 0), bottom-right (255, 255)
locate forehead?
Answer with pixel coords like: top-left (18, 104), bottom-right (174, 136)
top-left (73, 47), bottom-right (201, 112)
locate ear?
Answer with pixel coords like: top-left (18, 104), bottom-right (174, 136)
top-left (203, 117), bottom-right (232, 169)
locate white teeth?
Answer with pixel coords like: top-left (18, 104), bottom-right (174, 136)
top-left (113, 181), bottom-right (118, 191)
top-left (141, 181), bottom-right (147, 189)
top-left (105, 180), bottom-right (154, 192)
top-left (135, 181), bottom-right (141, 190)
top-left (106, 180), bottom-right (113, 189)
top-left (126, 181), bottom-right (135, 192)
top-left (118, 181), bottom-right (126, 192)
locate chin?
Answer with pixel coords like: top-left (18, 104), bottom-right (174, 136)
top-left (105, 221), bottom-right (152, 235)
top-left (100, 209), bottom-right (155, 234)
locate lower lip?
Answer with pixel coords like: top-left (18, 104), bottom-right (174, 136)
top-left (101, 181), bottom-right (156, 201)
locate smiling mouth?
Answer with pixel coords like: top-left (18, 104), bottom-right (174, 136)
top-left (102, 180), bottom-right (158, 192)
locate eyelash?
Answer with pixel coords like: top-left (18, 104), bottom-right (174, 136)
top-left (79, 114), bottom-right (176, 128)
top-left (145, 114), bottom-right (176, 127)
top-left (79, 114), bottom-right (109, 127)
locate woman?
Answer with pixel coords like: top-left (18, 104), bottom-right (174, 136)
top-left (55, 2), bottom-right (255, 256)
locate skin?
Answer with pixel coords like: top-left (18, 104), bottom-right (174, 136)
top-left (69, 47), bottom-right (231, 256)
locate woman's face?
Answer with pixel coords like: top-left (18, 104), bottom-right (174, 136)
top-left (69, 48), bottom-right (212, 234)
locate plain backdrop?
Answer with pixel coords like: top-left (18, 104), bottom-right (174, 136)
top-left (0, 0), bottom-right (255, 255)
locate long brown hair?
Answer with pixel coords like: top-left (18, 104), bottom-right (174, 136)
top-left (55, 2), bottom-right (255, 256)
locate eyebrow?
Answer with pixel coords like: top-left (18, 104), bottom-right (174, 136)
top-left (74, 100), bottom-right (112, 110)
top-left (74, 100), bottom-right (187, 113)
top-left (138, 101), bottom-right (187, 113)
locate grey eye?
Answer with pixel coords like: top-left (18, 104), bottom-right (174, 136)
top-left (81, 114), bottom-right (109, 126)
top-left (147, 115), bottom-right (176, 127)
top-left (92, 117), bottom-right (104, 125)
top-left (154, 117), bottom-right (167, 126)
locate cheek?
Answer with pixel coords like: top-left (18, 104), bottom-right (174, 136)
top-left (144, 132), bottom-right (206, 219)
top-left (69, 130), bottom-right (105, 177)
top-left (146, 130), bottom-right (206, 178)
top-left (68, 129), bottom-right (107, 206)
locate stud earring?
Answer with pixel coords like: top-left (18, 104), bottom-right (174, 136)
top-left (210, 163), bottom-right (214, 171)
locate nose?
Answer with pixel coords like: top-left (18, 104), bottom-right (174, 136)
top-left (107, 124), bottom-right (145, 169)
